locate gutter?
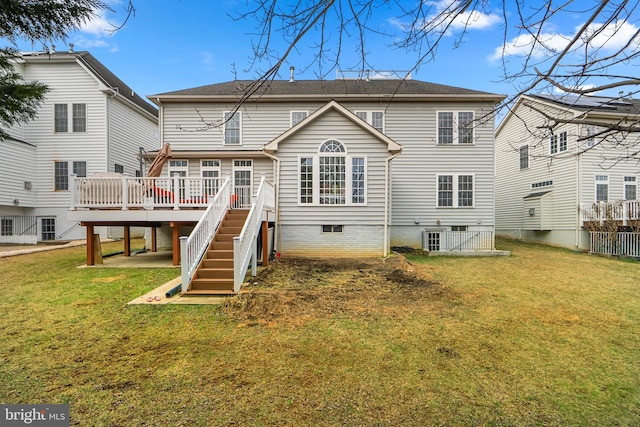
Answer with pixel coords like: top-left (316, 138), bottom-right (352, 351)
top-left (384, 151), bottom-right (402, 256)
top-left (262, 150), bottom-right (281, 254)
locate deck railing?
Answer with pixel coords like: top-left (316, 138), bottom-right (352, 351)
top-left (70, 174), bottom-right (250, 210)
top-left (581, 200), bottom-right (640, 225)
top-left (589, 231), bottom-right (640, 257)
top-left (423, 230), bottom-right (495, 252)
top-left (233, 174), bottom-right (275, 292)
top-left (179, 177), bottom-right (231, 292)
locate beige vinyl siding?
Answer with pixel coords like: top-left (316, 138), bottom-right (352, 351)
top-left (0, 139), bottom-right (36, 208)
top-left (108, 97), bottom-right (158, 175)
top-left (579, 150), bottom-right (640, 203)
top-left (495, 98), bottom-right (588, 250)
top-left (22, 61), bottom-right (108, 208)
top-left (275, 109), bottom-right (389, 226)
top-left (386, 102), bottom-right (496, 228)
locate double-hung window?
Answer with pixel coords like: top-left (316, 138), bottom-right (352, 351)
top-left (595, 175), bottom-right (608, 202)
top-left (437, 174), bottom-right (474, 207)
top-left (624, 176), bottom-right (637, 200)
top-left (519, 145), bottom-right (529, 170)
top-left (437, 111), bottom-right (474, 144)
top-left (54, 103), bottom-right (86, 132)
top-left (73, 161), bottom-right (87, 177)
top-left (299, 140), bottom-right (367, 205)
top-left (201, 160), bottom-right (221, 196)
top-left (54, 161), bottom-right (69, 190)
top-left (223, 111), bottom-right (241, 145)
top-left (291, 111), bottom-right (308, 127)
top-left (550, 131), bottom-right (568, 154)
top-left (355, 111), bottom-right (385, 132)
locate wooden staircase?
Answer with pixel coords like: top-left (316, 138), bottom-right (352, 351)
top-left (184, 209), bottom-right (249, 295)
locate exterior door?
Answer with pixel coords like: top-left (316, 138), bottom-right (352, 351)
top-left (233, 160), bottom-right (253, 208)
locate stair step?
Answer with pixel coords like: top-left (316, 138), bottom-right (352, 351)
top-left (213, 233), bottom-right (236, 243)
top-left (210, 241), bottom-right (233, 251)
top-left (202, 259), bottom-right (233, 269)
top-left (219, 226), bottom-right (242, 235)
top-left (207, 249), bottom-right (233, 259)
top-left (190, 278), bottom-right (234, 291)
top-left (222, 220), bottom-right (246, 228)
top-left (196, 268), bottom-right (234, 279)
top-left (183, 289), bottom-right (236, 296)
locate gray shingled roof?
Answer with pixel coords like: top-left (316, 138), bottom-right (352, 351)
top-left (530, 93), bottom-right (640, 115)
top-left (21, 51), bottom-right (158, 118)
top-left (152, 79), bottom-right (501, 99)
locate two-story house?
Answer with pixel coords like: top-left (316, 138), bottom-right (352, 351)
top-left (69, 74), bottom-right (504, 294)
top-left (495, 93), bottom-right (640, 254)
top-left (0, 48), bottom-right (158, 243)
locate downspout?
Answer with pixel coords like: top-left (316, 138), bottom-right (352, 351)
top-left (384, 151), bottom-right (401, 256)
top-left (262, 151), bottom-right (281, 253)
top-left (576, 147), bottom-right (582, 250)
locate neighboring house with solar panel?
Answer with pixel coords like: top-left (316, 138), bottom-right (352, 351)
top-left (495, 93), bottom-right (640, 255)
top-left (0, 48), bottom-right (158, 244)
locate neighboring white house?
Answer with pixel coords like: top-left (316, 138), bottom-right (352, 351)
top-left (0, 48), bottom-right (159, 243)
top-left (495, 93), bottom-right (640, 253)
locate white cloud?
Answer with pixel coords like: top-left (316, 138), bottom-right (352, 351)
top-left (492, 20), bottom-right (640, 61)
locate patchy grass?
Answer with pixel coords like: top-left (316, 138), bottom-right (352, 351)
top-left (0, 238), bottom-right (638, 426)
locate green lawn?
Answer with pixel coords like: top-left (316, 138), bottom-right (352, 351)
top-left (0, 238), bottom-right (638, 426)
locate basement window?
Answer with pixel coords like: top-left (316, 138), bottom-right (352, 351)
top-left (322, 225), bottom-right (343, 233)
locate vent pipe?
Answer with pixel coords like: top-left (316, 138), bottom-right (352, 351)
top-left (68, 43), bottom-right (74, 54)
top-left (289, 66), bottom-right (295, 82)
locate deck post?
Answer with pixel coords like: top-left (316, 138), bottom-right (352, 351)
top-left (251, 238), bottom-right (257, 277)
top-left (70, 174), bottom-right (77, 210)
top-left (173, 173), bottom-right (180, 210)
top-left (151, 226), bottom-right (157, 252)
top-left (261, 221), bottom-right (269, 267)
top-left (86, 223), bottom-right (95, 266)
top-left (124, 226), bottom-right (131, 257)
top-left (121, 175), bottom-right (128, 210)
top-left (171, 222), bottom-right (180, 265)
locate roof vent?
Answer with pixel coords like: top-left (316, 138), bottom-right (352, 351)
top-left (289, 66), bottom-right (295, 83)
top-left (49, 45), bottom-right (55, 54)
top-left (68, 43), bottom-right (74, 54)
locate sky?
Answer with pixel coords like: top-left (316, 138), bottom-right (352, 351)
top-left (7, 0), bottom-right (640, 104)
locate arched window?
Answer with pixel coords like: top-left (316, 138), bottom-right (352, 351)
top-left (299, 140), bottom-right (367, 206)
top-left (319, 140), bottom-right (345, 153)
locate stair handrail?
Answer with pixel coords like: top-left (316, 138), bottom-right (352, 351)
top-left (180, 176), bottom-right (231, 292)
top-left (233, 174), bottom-right (272, 293)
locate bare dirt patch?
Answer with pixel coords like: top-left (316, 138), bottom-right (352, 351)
top-left (223, 254), bottom-right (457, 325)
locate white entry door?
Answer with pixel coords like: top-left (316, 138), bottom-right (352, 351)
top-left (233, 160), bottom-right (253, 208)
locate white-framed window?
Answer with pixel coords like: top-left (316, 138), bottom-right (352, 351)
top-left (54, 161), bottom-right (69, 191)
top-left (437, 111), bottom-right (474, 145)
top-left (1, 218), bottom-right (13, 236)
top-left (298, 140), bottom-right (367, 206)
top-left (586, 125), bottom-right (596, 148)
top-left (54, 103), bottom-right (86, 133)
top-left (41, 218), bottom-right (55, 241)
top-left (322, 225), bottom-right (343, 233)
top-left (223, 111), bottom-right (241, 145)
top-left (72, 103), bottom-right (87, 132)
top-left (168, 159), bottom-right (188, 177)
top-left (531, 180), bottom-right (553, 189)
top-left (624, 176), bottom-right (637, 200)
top-left (355, 111), bottom-right (385, 132)
top-left (291, 111), bottom-right (308, 127)
top-left (595, 175), bottom-right (608, 202)
top-left (201, 160), bottom-right (221, 196)
top-left (233, 159), bottom-right (253, 207)
top-left (73, 161), bottom-right (87, 177)
top-left (519, 144), bottom-right (529, 170)
top-left (54, 104), bottom-right (68, 132)
top-left (550, 131), bottom-right (568, 154)
top-left (437, 174), bottom-right (474, 208)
